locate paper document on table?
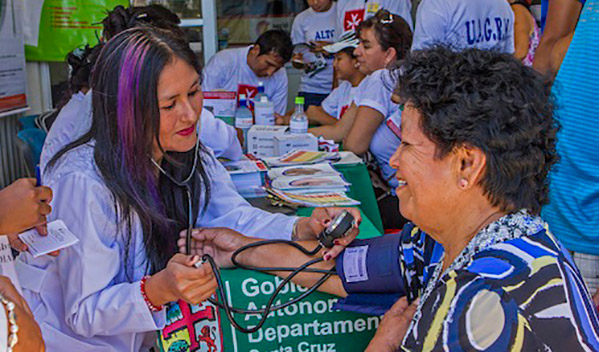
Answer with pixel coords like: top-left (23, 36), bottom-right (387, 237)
top-left (270, 175), bottom-right (350, 191)
top-left (223, 157), bottom-right (268, 175)
top-left (265, 150), bottom-right (341, 167)
top-left (332, 152), bottom-right (363, 166)
top-left (266, 189), bottom-right (360, 207)
top-left (267, 163), bottom-right (340, 179)
top-left (18, 220), bottom-right (79, 257)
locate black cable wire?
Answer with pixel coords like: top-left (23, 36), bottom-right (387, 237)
top-left (231, 239), bottom-right (331, 273)
top-left (202, 240), bottom-right (337, 334)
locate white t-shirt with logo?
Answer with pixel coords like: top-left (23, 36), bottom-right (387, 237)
top-left (202, 46), bottom-right (288, 114)
top-left (353, 69), bottom-right (401, 190)
top-left (411, 0), bottom-right (515, 53)
top-left (321, 80), bottom-right (359, 120)
top-left (336, 0), bottom-right (413, 35)
top-left (291, 4), bottom-right (337, 95)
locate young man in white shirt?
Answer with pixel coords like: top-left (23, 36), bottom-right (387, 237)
top-left (336, 0), bottom-right (413, 35)
top-left (202, 29), bottom-right (293, 115)
top-left (411, 0), bottom-right (515, 53)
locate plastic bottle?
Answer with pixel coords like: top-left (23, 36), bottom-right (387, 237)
top-left (235, 94), bottom-right (253, 152)
top-left (254, 96), bottom-right (275, 125)
top-left (218, 28), bottom-right (229, 50)
top-left (250, 81), bottom-right (266, 110)
top-left (289, 96), bottom-right (308, 134)
top-left (255, 82), bottom-right (267, 101)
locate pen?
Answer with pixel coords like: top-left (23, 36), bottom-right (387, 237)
top-left (35, 164), bottom-right (42, 187)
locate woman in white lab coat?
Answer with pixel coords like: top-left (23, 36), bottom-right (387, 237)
top-left (16, 27), bottom-right (358, 351)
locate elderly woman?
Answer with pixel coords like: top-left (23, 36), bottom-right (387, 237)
top-left (184, 46), bottom-right (599, 350)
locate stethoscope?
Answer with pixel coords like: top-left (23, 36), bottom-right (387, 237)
top-left (150, 123), bottom-right (201, 255)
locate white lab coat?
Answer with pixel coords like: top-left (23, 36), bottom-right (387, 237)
top-left (17, 143), bottom-right (295, 351)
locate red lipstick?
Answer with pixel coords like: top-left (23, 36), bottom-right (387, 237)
top-left (177, 126), bottom-right (195, 136)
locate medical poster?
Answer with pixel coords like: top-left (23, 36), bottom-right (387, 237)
top-left (24, 0), bottom-right (127, 62)
top-left (0, 0), bottom-right (28, 115)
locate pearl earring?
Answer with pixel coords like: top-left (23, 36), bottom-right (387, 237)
top-left (459, 179), bottom-right (468, 188)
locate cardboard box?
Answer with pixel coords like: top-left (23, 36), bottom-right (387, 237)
top-left (247, 125), bottom-right (288, 157)
top-left (203, 91), bottom-right (237, 124)
top-left (273, 133), bottom-right (318, 156)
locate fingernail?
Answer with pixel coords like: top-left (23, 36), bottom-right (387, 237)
top-left (333, 240), bottom-right (340, 245)
top-left (324, 254), bottom-right (331, 261)
top-left (324, 219), bottom-right (331, 225)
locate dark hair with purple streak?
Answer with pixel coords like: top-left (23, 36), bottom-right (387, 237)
top-left (49, 26), bottom-right (211, 275)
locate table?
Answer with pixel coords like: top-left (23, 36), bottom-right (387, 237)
top-left (249, 162), bottom-right (384, 234)
top-left (158, 210), bottom-right (382, 352)
top-left (331, 162), bottom-right (383, 234)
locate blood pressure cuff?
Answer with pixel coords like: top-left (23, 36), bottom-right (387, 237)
top-left (333, 233), bottom-right (406, 316)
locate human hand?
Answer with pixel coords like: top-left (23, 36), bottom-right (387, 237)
top-left (178, 228), bottom-right (252, 268)
top-left (13, 301), bottom-right (45, 352)
top-left (291, 53), bottom-right (306, 70)
top-left (145, 254), bottom-right (217, 306)
top-left (235, 127), bottom-right (245, 146)
top-left (275, 112), bottom-right (291, 125)
top-left (0, 178), bottom-right (52, 235)
top-left (310, 40), bottom-right (331, 54)
top-left (296, 207), bottom-right (361, 260)
top-left (365, 297), bottom-right (419, 352)
top-left (0, 276), bottom-right (45, 352)
top-left (0, 276), bottom-right (31, 315)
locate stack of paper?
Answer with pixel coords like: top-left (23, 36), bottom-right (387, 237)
top-left (266, 163), bottom-right (360, 207)
top-left (266, 189), bottom-right (360, 208)
top-left (263, 150), bottom-right (341, 167)
top-left (333, 151), bottom-right (364, 166)
top-left (267, 162), bottom-right (340, 179)
top-left (270, 175), bottom-right (350, 193)
top-left (222, 155), bottom-right (268, 198)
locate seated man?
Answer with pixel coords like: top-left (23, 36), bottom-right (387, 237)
top-left (202, 29), bottom-right (293, 115)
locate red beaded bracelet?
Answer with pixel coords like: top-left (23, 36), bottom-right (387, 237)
top-left (140, 276), bottom-right (163, 312)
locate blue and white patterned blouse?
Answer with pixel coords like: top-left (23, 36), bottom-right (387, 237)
top-left (397, 210), bottom-right (599, 351)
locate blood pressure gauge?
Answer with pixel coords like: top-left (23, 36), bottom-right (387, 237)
top-left (317, 210), bottom-right (355, 248)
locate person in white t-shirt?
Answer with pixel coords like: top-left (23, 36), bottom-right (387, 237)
top-left (336, 0), bottom-right (413, 35)
top-left (291, 0), bottom-right (337, 108)
top-left (317, 46), bottom-right (366, 124)
top-left (312, 10), bottom-right (412, 229)
top-left (203, 30), bottom-right (293, 115)
top-left (277, 37), bottom-right (365, 126)
top-left (411, 0), bottom-right (515, 53)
